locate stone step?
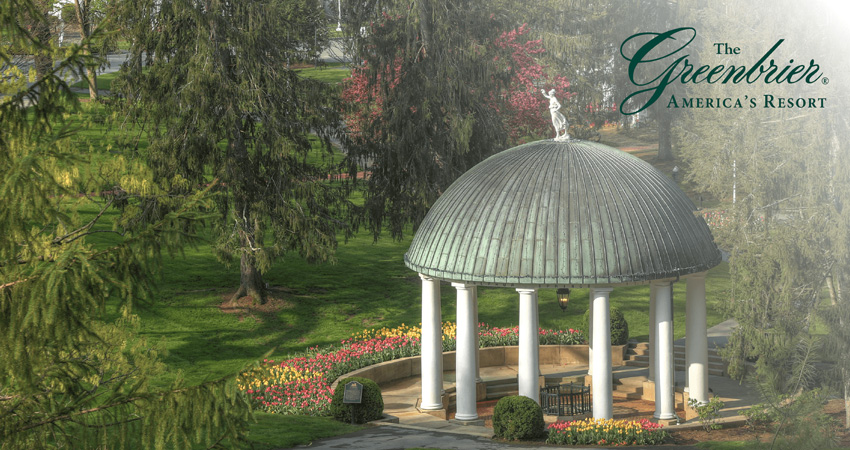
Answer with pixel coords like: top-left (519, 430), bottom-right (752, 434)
top-left (673, 355), bottom-right (725, 365)
top-left (483, 378), bottom-right (512, 387)
top-left (612, 375), bottom-right (644, 399)
top-left (485, 389), bottom-right (517, 400)
top-left (674, 355), bottom-right (727, 366)
top-left (612, 387), bottom-right (643, 400)
top-left (627, 347), bottom-right (650, 356)
top-left (672, 358), bottom-right (727, 374)
top-left (623, 358), bottom-right (725, 377)
top-left (673, 345), bottom-right (724, 358)
top-left (624, 359), bottom-right (648, 367)
top-left (544, 376), bottom-right (585, 386)
top-left (630, 353), bottom-right (725, 367)
top-left (631, 354), bottom-right (649, 363)
top-left (625, 343), bottom-right (726, 365)
top-left (613, 375), bottom-right (646, 387)
top-left (486, 383), bottom-right (518, 395)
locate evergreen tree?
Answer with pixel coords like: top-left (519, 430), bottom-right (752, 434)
top-left (678, 0), bottom-right (850, 437)
top-left (113, 0), bottom-right (351, 304)
top-left (0, 1), bottom-right (251, 447)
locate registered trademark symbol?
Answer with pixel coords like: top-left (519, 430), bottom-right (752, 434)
top-left (822, 77), bottom-right (829, 85)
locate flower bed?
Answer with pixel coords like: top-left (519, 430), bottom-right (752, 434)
top-left (237, 323), bottom-right (585, 415)
top-left (546, 418), bottom-right (669, 446)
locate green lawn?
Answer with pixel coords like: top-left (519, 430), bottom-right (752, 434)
top-left (296, 62), bottom-right (351, 84)
top-left (71, 60), bottom-right (351, 92)
top-left (244, 414), bottom-right (360, 449)
top-left (72, 71), bottom-right (119, 91)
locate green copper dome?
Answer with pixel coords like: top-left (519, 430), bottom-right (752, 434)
top-left (404, 140), bottom-right (721, 286)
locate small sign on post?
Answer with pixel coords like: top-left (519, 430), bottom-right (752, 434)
top-left (343, 381), bottom-right (363, 424)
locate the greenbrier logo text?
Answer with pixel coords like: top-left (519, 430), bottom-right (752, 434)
top-left (619, 27), bottom-right (827, 115)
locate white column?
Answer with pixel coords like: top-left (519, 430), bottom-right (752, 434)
top-left (649, 283), bottom-right (657, 382)
top-left (533, 290), bottom-right (543, 377)
top-left (517, 288), bottom-right (540, 403)
top-left (473, 286), bottom-right (481, 383)
top-left (588, 292), bottom-right (594, 376)
top-left (591, 287), bottom-right (613, 419)
top-left (686, 273), bottom-right (709, 405)
top-left (653, 281), bottom-right (676, 420)
top-left (420, 274), bottom-right (443, 410)
top-left (453, 282), bottom-right (478, 420)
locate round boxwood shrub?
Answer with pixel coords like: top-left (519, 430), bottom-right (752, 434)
top-left (330, 377), bottom-right (383, 424)
top-left (492, 395), bottom-right (545, 441)
top-left (583, 305), bottom-right (630, 345)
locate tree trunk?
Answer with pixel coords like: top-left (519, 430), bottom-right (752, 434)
top-left (229, 252), bottom-right (265, 305)
top-left (226, 113), bottom-right (266, 304)
top-left (84, 67), bottom-right (98, 100)
top-left (74, 0), bottom-right (98, 100)
top-left (32, 7), bottom-right (52, 80)
top-left (657, 104), bottom-right (673, 161)
top-left (827, 275), bottom-right (838, 306)
top-left (417, 0), bottom-right (433, 58)
top-left (227, 204), bottom-right (267, 305)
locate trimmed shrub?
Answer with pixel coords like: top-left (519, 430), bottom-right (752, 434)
top-left (609, 306), bottom-right (629, 345)
top-left (492, 395), bottom-right (545, 441)
top-left (583, 305), bottom-right (630, 345)
top-left (329, 377), bottom-right (383, 424)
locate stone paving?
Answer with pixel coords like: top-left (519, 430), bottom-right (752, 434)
top-left (298, 320), bottom-right (753, 449)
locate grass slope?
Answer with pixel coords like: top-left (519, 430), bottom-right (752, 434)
top-left (112, 222), bottom-right (729, 387)
top-left (244, 413), bottom-right (360, 449)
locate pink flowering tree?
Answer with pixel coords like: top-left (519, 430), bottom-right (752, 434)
top-left (489, 24), bottom-right (574, 145)
top-left (342, 22), bottom-right (574, 148)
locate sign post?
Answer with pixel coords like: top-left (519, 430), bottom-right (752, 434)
top-left (342, 381), bottom-right (363, 425)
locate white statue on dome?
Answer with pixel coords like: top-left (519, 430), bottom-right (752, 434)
top-left (542, 89), bottom-right (569, 141)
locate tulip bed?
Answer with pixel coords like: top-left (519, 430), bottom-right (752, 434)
top-left (238, 322), bottom-right (585, 415)
top-left (546, 418), bottom-right (669, 446)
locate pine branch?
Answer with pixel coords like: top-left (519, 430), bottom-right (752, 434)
top-left (68, 415), bottom-right (142, 429)
top-left (13, 395), bottom-right (143, 433)
top-left (770, 337), bottom-right (818, 449)
top-left (11, 385), bottom-right (193, 434)
top-left (0, 278), bottom-right (29, 290)
top-left (52, 197), bottom-right (115, 245)
top-left (206, 431), bottom-right (228, 450)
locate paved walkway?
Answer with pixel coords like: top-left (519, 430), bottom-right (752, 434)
top-left (294, 425), bottom-right (701, 450)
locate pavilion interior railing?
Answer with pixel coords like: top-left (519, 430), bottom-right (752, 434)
top-left (539, 382), bottom-right (591, 416)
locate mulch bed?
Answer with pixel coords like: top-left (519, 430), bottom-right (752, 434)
top-left (218, 289), bottom-right (294, 321)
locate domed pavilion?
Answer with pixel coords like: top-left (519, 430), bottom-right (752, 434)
top-left (405, 139), bottom-right (721, 421)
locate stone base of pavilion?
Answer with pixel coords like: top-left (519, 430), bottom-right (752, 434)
top-left (358, 353), bottom-right (761, 435)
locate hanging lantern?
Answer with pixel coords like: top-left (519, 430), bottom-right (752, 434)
top-left (556, 288), bottom-right (571, 312)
